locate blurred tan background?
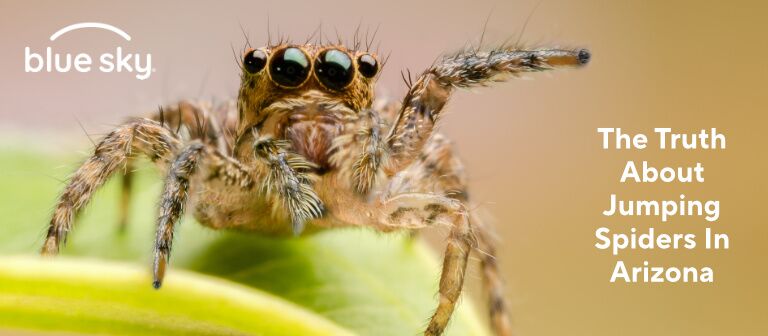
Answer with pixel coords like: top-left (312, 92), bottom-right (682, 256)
top-left (1, 0), bottom-right (767, 335)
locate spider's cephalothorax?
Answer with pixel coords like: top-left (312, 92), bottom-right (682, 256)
top-left (41, 39), bottom-right (590, 336)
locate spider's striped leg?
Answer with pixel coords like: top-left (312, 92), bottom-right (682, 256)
top-left (385, 133), bottom-right (512, 335)
top-left (474, 217), bottom-right (513, 336)
top-left (372, 49), bottom-right (591, 333)
top-left (152, 143), bottom-right (203, 288)
top-left (148, 101), bottom-right (232, 152)
top-left (426, 207), bottom-right (474, 336)
top-left (42, 119), bottom-right (181, 255)
top-left (329, 146), bottom-right (484, 336)
top-left (363, 193), bottom-right (477, 336)
top-left (152, 143), bottom-right (253, 288)
top-left (385, 47), bottom-right (590, 174)
top-left (118, 101), bottom-right (235, 232)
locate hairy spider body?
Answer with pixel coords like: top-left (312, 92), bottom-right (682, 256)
top-left (42, 40), bottom-right (590, 335)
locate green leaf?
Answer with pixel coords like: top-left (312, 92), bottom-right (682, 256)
top-left (0, 256), bottom-right (356, 336)
top-left (0, 148), bottom-right (490, 336)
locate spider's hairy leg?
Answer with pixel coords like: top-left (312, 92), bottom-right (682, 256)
top-left (426, 206), bottom-right (474, 336)
top-left (385, 133), bottom-right (511, 335)
top-left (251, 135), bottom-right (324, 235)
top-left (42, 119), bottom-right (180, 255)
top-left (153, 141), bottom-right (253, 287)
top-left (385, 47), bottom-right (590, 174)
top-left (148, 101), bottom-right (231, 152)
top-left (363, 193), bottom-right (476, 336)
top-left (386, 133), bottom-right (468, 200)
top-left (474, 217), bottom-right (513, 336)
top-left (152, 143), bottom-right (204, 288)
top-left (118, 101), bottom-right (234, 232)
top-left (152, 143), bottom-right (254, 288)
top-left (151, 133), bottom-right (321, 288)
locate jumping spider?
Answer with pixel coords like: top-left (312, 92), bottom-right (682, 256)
top-left (42, 36), bottom-right (590, 335)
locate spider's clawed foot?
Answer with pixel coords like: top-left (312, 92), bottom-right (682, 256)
top-left (578, 48), bottom-right (592, 65)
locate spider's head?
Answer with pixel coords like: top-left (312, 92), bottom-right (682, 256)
top-left (236, 44), bottom-right (381, 171)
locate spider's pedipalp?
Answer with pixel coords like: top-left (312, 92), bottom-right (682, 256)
top-left (252, 135), bottom-right (324, 235)
top-left (351, 109), bottom-right (386, 194)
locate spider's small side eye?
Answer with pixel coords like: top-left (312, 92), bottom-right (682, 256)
top-left (243, 49), bottom-right (268, 74)
top-left (315, 49), bottom-right (354, 90)
top-left (357, 54), bottom-right (378, 78)
top-left (269, 47), bottom-right (311, 88)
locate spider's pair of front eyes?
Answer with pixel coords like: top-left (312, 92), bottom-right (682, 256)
top-left (243, 47), bottom-right (379, 90)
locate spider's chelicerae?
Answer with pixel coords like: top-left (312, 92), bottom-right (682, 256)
top-left (42, 36), bottom-right (590, 335)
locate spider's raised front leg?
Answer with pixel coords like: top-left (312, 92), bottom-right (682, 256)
top-left (383, 47), bottom-right (590, 175)
top-left (42, 119), bottom-right (181, 255)
top-left (241, 130), bottom-right (325, 234)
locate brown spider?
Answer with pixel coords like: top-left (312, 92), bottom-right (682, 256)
top-left (41, 38), bottom-right (590, 335)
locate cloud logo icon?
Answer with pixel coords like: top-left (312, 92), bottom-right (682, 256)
top-left (49, 22), bottom-right (132, 41)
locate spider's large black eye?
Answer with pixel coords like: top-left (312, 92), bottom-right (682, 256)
top-left (243, 49), bottom-right (267, 74)
top-left (357, 54), bottom-right (378, 78)
top-left (268, 47), bottom-right (310, 88)
top-left (314, 49), bottom-right (354, 90)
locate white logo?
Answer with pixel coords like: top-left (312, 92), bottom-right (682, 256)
top-left (25, 22), bottom-right (154, 80)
